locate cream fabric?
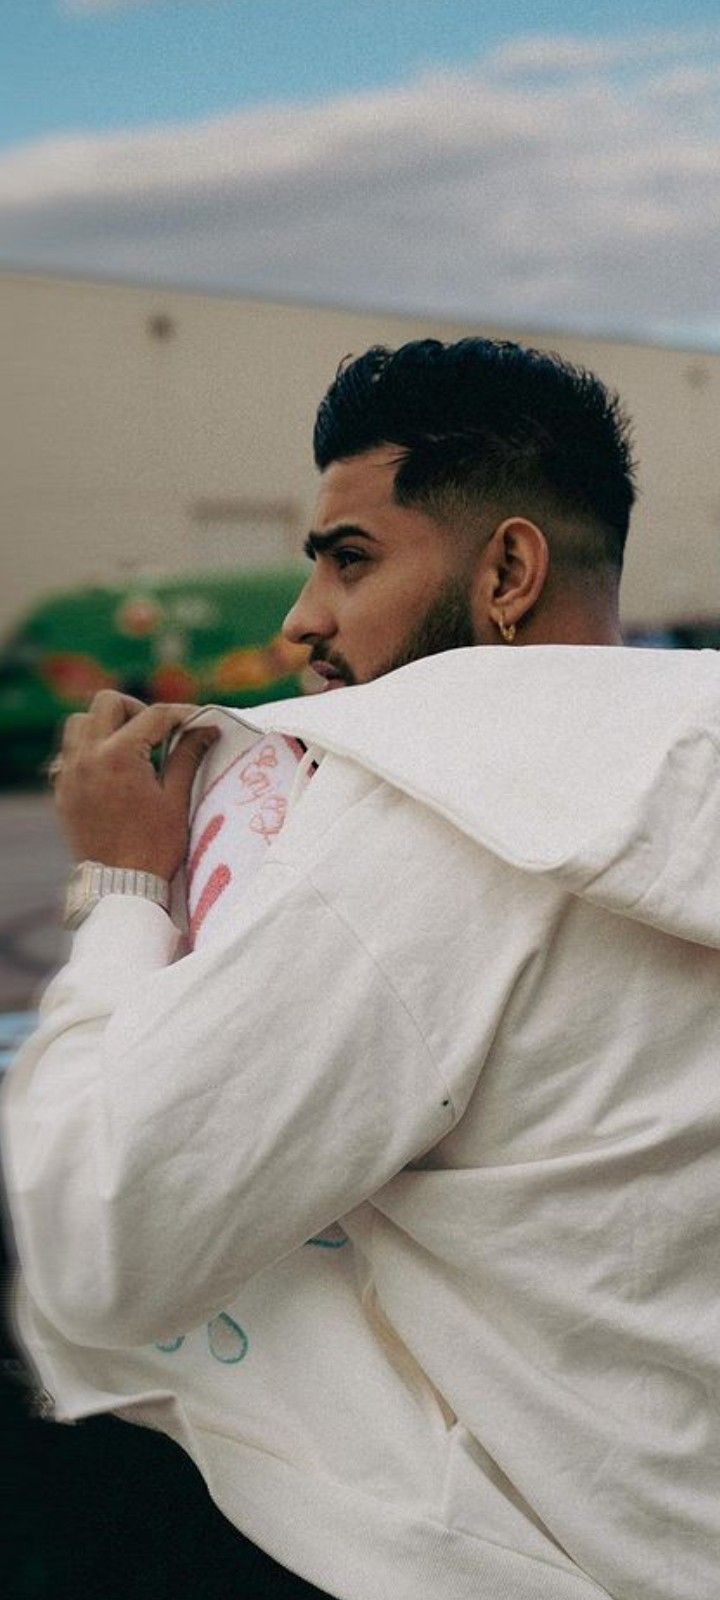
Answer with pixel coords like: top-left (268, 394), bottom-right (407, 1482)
top-left (3, 645), bottom-right (720, 1600)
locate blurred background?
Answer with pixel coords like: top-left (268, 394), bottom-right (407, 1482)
top-left (1, 2), bottom-right (719, 1595)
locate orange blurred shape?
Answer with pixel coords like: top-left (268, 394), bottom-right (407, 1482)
top-left (148, 665), bottom-right (199, 702)
top-left (40, 653), bottom-right (118, 704)
top-left (212, 636), bottom-right (309, 691)
top-left (115, 597), bottom-right (164, 637)
top-left (211, 648), bottom-right (276, 690)
top-left (263, 635), bottom-right (311, 674)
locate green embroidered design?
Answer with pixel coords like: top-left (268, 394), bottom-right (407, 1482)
top-left (306, 1223), bottom-right (349, 1249)
top-left (154, 1314), bottom-right (249, 1363)
top-left (207, 1312), bottom-right (249, 1364)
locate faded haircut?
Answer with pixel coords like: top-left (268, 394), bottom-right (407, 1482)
top-left (313, 338), bottom-right (637, 573)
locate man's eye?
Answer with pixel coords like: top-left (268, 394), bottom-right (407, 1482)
top-left (332, 548), bottom-right (366, 572)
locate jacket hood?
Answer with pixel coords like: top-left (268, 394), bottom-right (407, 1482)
top-left (227, 645), bottom-right (720, 948)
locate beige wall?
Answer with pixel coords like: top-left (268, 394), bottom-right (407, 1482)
top-left (2, 270), bottom-right (718, 634)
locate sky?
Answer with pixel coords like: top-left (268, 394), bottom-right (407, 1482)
top-left (1, 0), bottom-right (719, 347)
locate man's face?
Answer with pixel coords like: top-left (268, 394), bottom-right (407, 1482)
top-left (282, 445), bottom-right (481, 689)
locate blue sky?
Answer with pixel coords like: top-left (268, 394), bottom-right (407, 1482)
top-left (3, 0), bottom-right (716, 147)
top-left (1, 1), bottom-right (719, 346)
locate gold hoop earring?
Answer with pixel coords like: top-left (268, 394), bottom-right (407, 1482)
top-left (498, 616), bottom-right (516, 644)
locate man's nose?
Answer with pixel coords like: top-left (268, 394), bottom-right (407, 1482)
top-left (282, 581), bottom-right (334, 646)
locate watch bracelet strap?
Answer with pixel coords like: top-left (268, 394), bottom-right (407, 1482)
top-left (64, 861), bottom-right (170, 929)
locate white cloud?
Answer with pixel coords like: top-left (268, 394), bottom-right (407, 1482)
top-left (2, 28), bottom-right (719, 344)
top-left (647, 64), bottom-right (720, 101)
top-left (487, 27), bottom-right (720, 76)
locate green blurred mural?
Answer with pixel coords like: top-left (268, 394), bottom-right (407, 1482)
top-left (0, 571), bottom-right (309, 784)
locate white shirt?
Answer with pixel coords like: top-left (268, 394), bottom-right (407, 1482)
top-left (3, 645), bottom-right (720, 1600)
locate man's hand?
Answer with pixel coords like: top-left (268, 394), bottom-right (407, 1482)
top-left (52, 691), bottom-right (220, 880)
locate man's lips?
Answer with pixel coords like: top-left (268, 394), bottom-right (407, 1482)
top-left (309, 661), bottom-right (348, 689)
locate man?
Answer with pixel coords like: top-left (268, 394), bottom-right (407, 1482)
top-left (284, 337), bottom-right (626, 684)
top-left (3, 338), bottom-right (720, 1600)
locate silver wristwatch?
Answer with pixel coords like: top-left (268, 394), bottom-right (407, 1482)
top-left (63, 860), bottom-right (171, 930)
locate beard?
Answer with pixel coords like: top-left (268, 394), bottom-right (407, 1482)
top-left (372, 572), bottom-right (478, 680)
top-left (309, 572), bottom-right (479, 687)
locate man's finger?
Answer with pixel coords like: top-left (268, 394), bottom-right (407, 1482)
top-left (111, 702), bottom-right (203, 754)
top-left (162, 726), bottom-right (220, 802)
top-left (60, 712), bottom-right (89, 754)
top-left (86, 690), bottom-right (149, 737)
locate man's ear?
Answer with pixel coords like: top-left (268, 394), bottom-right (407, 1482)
top-left (479, 517), bottom-right (550, 636)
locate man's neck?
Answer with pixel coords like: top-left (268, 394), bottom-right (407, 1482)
top-left (522, 591), bottom-right (623, 647)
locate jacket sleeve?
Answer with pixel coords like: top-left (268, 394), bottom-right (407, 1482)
top-left (0, 775), bottom-right (458, 1351)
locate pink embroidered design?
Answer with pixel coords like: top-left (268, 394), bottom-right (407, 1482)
top-left (249, 794), bottom-right (288, 841)
top-left (190, 862), bottom-right (232, 944)
top-left (187, 812), bottom-right (224, 890)
top-left (186, 732), bottom-right (310, 950)
top-left (237, 743), bottom-right (280, 804)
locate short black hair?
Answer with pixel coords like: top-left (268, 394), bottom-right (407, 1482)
top-left (313, 338), bottom-right (636, 573)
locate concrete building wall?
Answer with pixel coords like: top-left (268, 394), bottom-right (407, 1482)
top-left (2, 270), bottom-right (718, 635)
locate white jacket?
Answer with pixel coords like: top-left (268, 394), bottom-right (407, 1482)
top-left (2, 645), bottom-right (720, 1600)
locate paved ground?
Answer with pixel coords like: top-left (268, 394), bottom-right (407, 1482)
top-left (0, 792), bottom-right (73, 1011)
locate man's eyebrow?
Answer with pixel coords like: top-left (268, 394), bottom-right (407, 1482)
top-left (302, 525), bottom-right (379, 560)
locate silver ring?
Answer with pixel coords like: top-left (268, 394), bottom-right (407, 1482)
top-left (46, 756), bottom-right (64, 784)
